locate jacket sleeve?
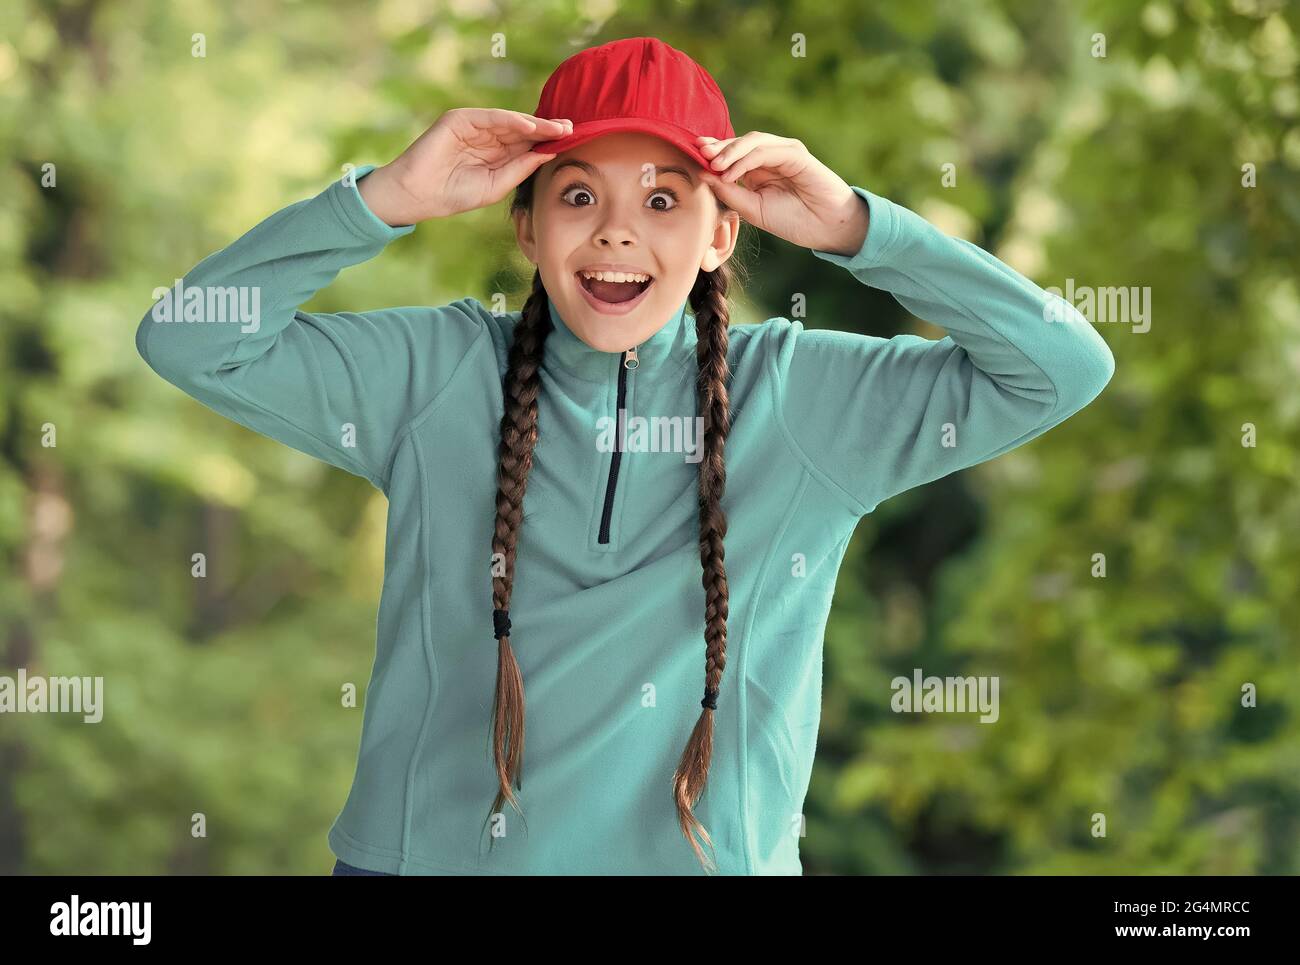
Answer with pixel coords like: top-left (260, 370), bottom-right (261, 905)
top-left (134, 164), bottom-right (487, 492)
top-left (771, 185), bottom-right (1115, 516)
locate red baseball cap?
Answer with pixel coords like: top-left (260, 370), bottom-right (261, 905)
top-left (530, 37), bottom-right (735, 170)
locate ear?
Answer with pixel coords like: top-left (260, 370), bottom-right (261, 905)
top-left (700, 209), bottom-right (741, 273)
top-left (513, 206), bottom-right (537, 265)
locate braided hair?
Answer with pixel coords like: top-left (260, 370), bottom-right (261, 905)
top-left (489, 168), bottom-right (743, 873)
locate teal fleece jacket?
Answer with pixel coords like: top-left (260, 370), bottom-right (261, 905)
top-left (135, 165), bottom-right (1114, 875)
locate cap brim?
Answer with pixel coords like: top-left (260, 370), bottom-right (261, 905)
top-left (531, 115), bottom-right (722, 171)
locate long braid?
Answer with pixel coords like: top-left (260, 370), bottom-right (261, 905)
top-left (673, 264), bottom-right (734, 874)
top-left (486, 268), bottom-right (551, 835)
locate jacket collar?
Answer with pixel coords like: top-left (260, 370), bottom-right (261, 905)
top-left (543, 291), bottom-right (697, 383)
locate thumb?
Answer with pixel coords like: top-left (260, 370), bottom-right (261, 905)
top-left (496, 150), bottom-right (556, 195)
top-left (700, 169), bottom-right (760, 223)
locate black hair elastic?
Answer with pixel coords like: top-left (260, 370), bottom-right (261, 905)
top-left (493, 608), bottom-right (512, 639)
top-left (701, 687), bottom-right (719, 710)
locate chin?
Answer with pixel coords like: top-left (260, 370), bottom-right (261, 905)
top-left (570, 317), bottom-right (641, 353)
top-left (562, 299), bottom-right (655, 346)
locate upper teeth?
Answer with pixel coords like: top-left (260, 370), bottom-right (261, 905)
top-left (580, 270), bottom-right (651, 283)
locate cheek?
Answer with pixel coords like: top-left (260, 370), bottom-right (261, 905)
top-left (539, 217), bottom-right (589, 258)
top-left (653, 218), bottom-right (712, 282)
top-left (651, 210), bottom-right (698, 247)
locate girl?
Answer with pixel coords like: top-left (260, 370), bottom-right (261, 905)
top-left (135, 37), bottom-right (1114, 876)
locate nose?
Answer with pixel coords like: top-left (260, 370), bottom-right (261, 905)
top-left (593, 211), bottom-right (639, 249)
top-left (595, 229), bottom-right (637, 248)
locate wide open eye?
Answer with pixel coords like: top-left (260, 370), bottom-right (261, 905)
top-left (560, 182), bottom-right (679, 212)
top-left (561, 184), bottom-right (596, 207)
top-left (647, 189), bottom-right (679, 211)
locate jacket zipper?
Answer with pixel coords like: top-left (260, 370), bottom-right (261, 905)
top-left (598, 344), bottom-right (638, 543)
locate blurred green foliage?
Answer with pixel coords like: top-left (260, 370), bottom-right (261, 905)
top-left (2, 0), bottom-right (1297, 874)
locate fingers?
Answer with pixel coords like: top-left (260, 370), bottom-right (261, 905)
top-left (700, 136), bottom-right (748, 180)
top-left (697, 131), bottom-right (773, 173)
top-left (515, 112), bottom-right (574, 138)
top-left (716, 144), bottom-right (786, 183)
top-left (454, 109), bottom-right (573, 146)
top-left (502, 110), bottom-right (574, 138)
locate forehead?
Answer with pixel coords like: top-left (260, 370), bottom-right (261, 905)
top-left (547, 131), bottom-right (698, 184)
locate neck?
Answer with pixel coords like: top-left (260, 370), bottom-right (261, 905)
top-left (543, 291), bottom-right (697, 383)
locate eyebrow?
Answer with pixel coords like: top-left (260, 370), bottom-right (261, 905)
top-left (551, 158), bottom-right (696, 186)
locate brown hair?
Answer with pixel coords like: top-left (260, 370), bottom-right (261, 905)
top-left (487, 166), bottom-right (745, 873)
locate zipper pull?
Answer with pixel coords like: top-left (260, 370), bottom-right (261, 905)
top-left (624, 345), bottom-right (639, 369)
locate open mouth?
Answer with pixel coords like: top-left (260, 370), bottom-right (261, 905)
top-left (575, 270), bottom-right (655, 312)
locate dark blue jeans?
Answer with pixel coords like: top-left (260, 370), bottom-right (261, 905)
top-left (332, 857), bottom-right (396, 876)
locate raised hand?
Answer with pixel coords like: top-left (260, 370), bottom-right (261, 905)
top-left (358, 108), bottom-right (573, 226)
top-left (695, 132), bottom-right (870, 257)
